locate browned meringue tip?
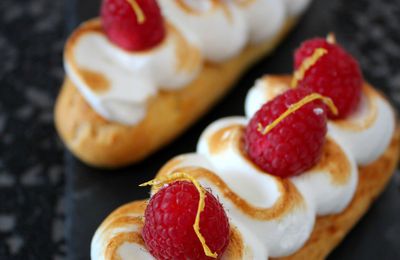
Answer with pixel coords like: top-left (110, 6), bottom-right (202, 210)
top-left (157, 165), bottom-right (305, 221)
top-left (332, 83), bottom-right (380, 131)
top-left (257, 75), bottom-right (382, 132)
top-left (176, 0), bottom-right (227, 14)
top-left (97, 198), bottom-right (247, 259)
top-left (97, 200), bottom-right (147, 259)
top-left (64, 17), bottom-right (201, 95)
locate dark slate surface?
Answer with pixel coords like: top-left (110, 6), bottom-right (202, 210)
top-left (66, 0), bottom-right (400, 259)
top-left (0, 0), bottom-right (67, 259)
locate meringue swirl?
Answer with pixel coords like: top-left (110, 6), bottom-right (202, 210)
top-left (245, 75), bottom-right (396, 166)
top-left (159, 0), bottom-right (248, 62)
top-left (65, 0), bottom-right (311, 125)
top-left (235, 0), bottom-right (286, 44)
top-left (65, 20), bottom-right (202, 125)
top-left (91, 182), bottom-right (269, 260)
top-left (139, 111), bottom-right (357, 258)
top-left (91, 74), bottom-right (397, 259)
top-left (188, 115), bottom-right (357, 257)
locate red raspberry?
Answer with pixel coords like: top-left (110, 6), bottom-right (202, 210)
top-left (294, 38), bottom-right (363, 119)
top-left (244, 88), bottom-right (328, 178)
top-left (101, 0), bottom-right (166, 51)
top-left (142, 181), bottom-right (230, 260)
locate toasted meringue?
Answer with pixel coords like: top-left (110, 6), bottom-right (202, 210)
top-left (61, 0), bottom-right (313, 130)
top-left (244, 75), bottom-right (396, 166)
top-left (91, 75), bottom-right (398, 259)
top-left (90, 198), bottom-right (269, 260)
top-left (328, 85), bottom-right (395, 165)
top-left (65, 20), bottom-right (202, 125)
top-left (158, 0), bottom-right (248, 62)
top-left (235, 0), bottom-right (286, 44)
top-left (192, 116), bottom-right (357, 257)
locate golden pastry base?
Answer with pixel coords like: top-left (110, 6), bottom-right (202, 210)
top-left (276, 129), bottom-right (400, 259)
top-left (55, 18), bottom-right (298, 168)
top-left (94, 130), bottom-right (400, 259)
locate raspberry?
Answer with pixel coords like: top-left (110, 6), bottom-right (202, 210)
top-left (101, 0), bottom-right (165, 51)
top-left (294, 38), bottom-right (363, 119)
top-left (244, 88), bottom-right (328, 178)
top-left (142, 181), bottom-right (230, 260)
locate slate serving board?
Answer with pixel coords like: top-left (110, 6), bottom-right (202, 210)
top-left (65, 0), bottom-right (400, 259)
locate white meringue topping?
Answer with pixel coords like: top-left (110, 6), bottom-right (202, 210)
top-left (66, 0), bottom-right (312, 125)
top-left (328, 87), bottom-right (395, 165)
top-left (236, 0), bottom-right (287, 44)
top-left (158, 0), bottom-right (248, 62)
top-left (245, 75), bottom-right (396, 166)
top-left (193, 116), bottom-right (357, 257)
top-left (91, 73), bottom-right (396, 259)
top-left (65, 21), bottom-right (202, 125)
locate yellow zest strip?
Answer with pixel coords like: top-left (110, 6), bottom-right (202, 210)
top-left (257, 93), bottom-right (338, 135)
top-left (291, 48), bottom-right (328, 88)
top-left (326, 32), bottom-right (336, 44)
top-left (140, 172), bottom-right (218, 259)
top-left (126, 0), bottom-right (146, 24)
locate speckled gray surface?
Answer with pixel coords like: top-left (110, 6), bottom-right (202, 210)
top-left (0, 0), bottom-right (66, 259)
top-left (334, 0), bottom-right (400, 112)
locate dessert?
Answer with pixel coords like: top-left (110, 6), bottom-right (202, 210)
top-left (91, 36), bottom-right (399, 259)
top-left (55, 0), bottom-right (311, 168)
